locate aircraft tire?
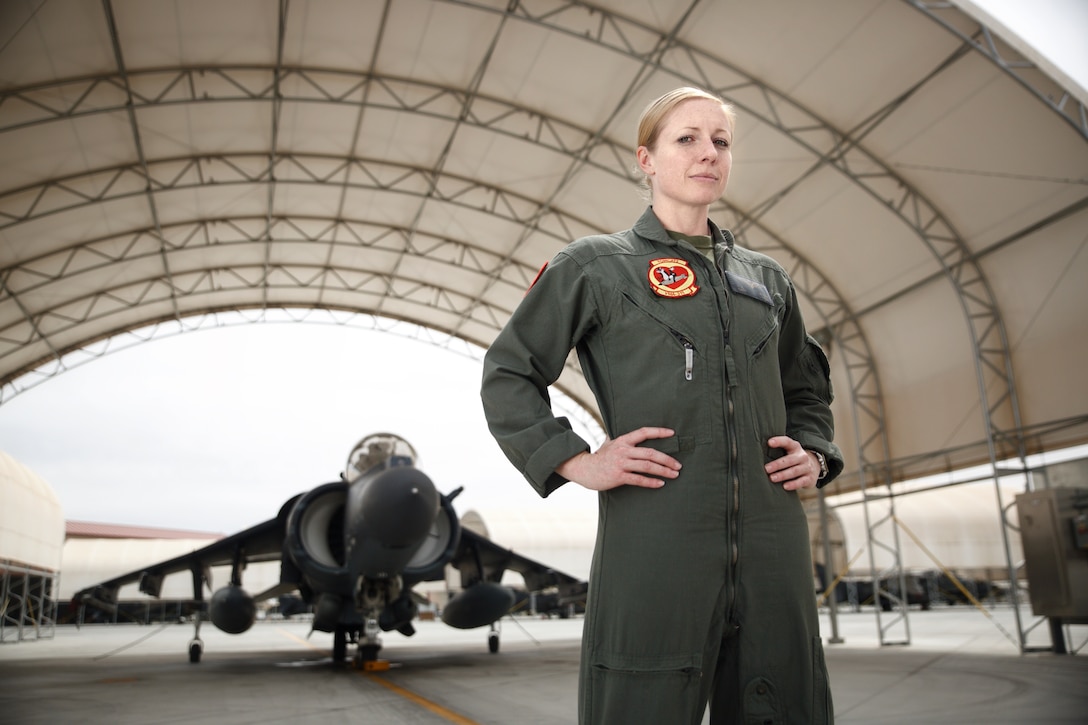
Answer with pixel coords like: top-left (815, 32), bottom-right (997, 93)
top-left (488, 631), bottom-right (499, 654)
top-left (333, 630), bottom-right (347, 663)
top-left (189, 641), bottom-right (202, 664)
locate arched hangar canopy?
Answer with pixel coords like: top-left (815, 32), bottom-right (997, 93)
top-left (1, 0), bottom-right (1086, 498)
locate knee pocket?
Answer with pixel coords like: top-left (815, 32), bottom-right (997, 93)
top-left (741, 637), bottom-right (833, 725)
top-left (585, 653), bottom-right (704, 724)
top-left (811, 636), bottom-right (833, 723)
top-left (743, 676), bottom-right (780, 725)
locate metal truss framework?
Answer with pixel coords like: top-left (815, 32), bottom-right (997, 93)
top-left (0, 564), bottom-right (58, 644)
top-left (907, 0), bottom-right (1088, 141)
top-left (0, 17), bottom-right (1025, 468)
top-left (3, 0), bottom-right (1077, 650)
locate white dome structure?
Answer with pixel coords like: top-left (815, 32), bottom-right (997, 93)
top-left (0, 451), bottom-right (64, 642)
top-left (810, 483), bottom-right (1023, 578)
top-left (0, 451), bottom-right (64, 572)
top-left (462, 506), bottom-right (596, 583)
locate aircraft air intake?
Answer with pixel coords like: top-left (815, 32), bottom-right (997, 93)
top-left (285, 481), bottom-right (351, 596)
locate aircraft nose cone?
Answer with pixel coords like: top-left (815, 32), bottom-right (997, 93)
top-left (349, 466), bottom-right (439, 547)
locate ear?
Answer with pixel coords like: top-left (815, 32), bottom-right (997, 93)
top-left (636, 145), bottom-right (654, 176)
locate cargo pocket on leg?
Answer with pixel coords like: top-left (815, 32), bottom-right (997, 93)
top-left (743, 676), bottom-right (780, 725)
top-left (811, 636), bottom-right (833, 724)
top-left (585, 653), bottom-right (704, 724)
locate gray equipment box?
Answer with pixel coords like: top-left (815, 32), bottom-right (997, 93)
top-left (1015, 487), bottom-right (1088, 622)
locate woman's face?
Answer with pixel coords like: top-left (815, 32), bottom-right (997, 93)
top-left (637, 98), bottom-right (733, 213)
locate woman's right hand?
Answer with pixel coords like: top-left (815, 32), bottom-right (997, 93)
top-left (556, 427), bottom-right (681, 491)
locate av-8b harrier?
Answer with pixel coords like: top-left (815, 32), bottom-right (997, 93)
top-left (75, 433), bottom-right (585, 665)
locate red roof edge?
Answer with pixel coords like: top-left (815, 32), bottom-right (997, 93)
top-left (65, 520), bottom-right (224, 540)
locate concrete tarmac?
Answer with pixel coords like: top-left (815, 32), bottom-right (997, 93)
top-left (2, 607), bottom-right (1086, 724)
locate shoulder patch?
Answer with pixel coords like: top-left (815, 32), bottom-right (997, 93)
top-left (526, 261), bottom-right (548, 295)
top-left (648, 258), bottom-right (699, 298)
top-left (724, 270), bottom-right (773, 306)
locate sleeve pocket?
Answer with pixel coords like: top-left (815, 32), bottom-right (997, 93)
top-left (801, 334), bottom-right (834, 403)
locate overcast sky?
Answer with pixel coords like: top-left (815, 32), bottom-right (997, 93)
top-left (0, 322), bottom-right (597, 534)
top-left (966, 0), bottom-right (1088, 98)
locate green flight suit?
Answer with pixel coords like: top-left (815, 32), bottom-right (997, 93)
top-left (481, 208), bottom-right (843, 724)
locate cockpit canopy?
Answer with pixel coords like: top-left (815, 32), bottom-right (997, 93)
top-left (344, 433), bottom-right (418, 482)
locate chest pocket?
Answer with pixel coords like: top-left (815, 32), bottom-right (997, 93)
top-left (725, 271), bottom-right (788, 444)
top-left (599, 290), bottom-right (713, 452)
top-left (725, 270), bottom-right (773, 307)
top-left (725, 271), bottom-right (779, 354)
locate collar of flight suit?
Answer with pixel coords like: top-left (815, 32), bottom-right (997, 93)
top-left (633, 206), bottom-right (736, 253)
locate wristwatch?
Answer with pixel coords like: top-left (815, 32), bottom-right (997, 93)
top-left (811, 450), bottom-right (829, 480)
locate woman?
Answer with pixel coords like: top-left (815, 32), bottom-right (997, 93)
top-left (481, 87), bottom-right (842, 724)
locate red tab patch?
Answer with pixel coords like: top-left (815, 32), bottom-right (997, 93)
top-left (648, 258), bottom-right (698, 298)
top-left (526, 261), bottom-right (548, 295)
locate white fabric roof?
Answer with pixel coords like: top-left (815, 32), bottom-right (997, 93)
top-left (1, 0), bottom-right (1086, 499)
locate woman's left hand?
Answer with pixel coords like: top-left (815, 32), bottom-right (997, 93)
top-left (765, 436), bottom-right (820, 491)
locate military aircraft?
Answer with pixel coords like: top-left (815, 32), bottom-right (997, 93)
top-left (74, 433), bottom-right (586, 665)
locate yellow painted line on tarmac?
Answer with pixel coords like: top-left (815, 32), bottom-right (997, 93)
top-left (275, 627), bottom-right (479, 724)
top-left (277, 628), bottom-right (326, 651)
top-left (363, 672), bottom-right (481, 725)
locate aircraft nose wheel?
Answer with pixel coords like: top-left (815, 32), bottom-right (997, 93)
top-left (332, 628), bottom-right (352, 664)
top-left (352, 619), bottom-right (384, 667)
top-left (488, 625), bottom-right (500, 654)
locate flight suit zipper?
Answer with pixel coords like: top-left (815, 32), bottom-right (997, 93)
top-left (729, 381), bottom-right (739, 570)
top-left (725, 345), bottom-right (740, 620)
top-left (707, 249), bottom-right (740, 622)
top-left (672, 332), bottom-right (695, 380)
top-left (675, 247), bottom-right (740, 622)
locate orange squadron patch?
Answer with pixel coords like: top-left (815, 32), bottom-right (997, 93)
top-left (648, 258), bottom-right (699, 298)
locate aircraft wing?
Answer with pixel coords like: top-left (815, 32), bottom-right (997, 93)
top-left (73, 509), bottom-right (290, 609)
top-left (452, 526), bottom-right (586, 599)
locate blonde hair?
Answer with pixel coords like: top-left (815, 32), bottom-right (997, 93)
top-left (637, 87), bottom-right (736, 151)
top-left (636, 87), bottom-right (736, 199)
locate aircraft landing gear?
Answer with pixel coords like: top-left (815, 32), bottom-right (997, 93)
top-left (488, 622), bottom-right (500, 654)
top-left (189, 613), bottom-right (204, 663)
top-left (353, 619), bottom-right (384, 667)
top-left (355, 642), bottom-right (382, 664)
top-left (333, 628), bottom-right (348, 663)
